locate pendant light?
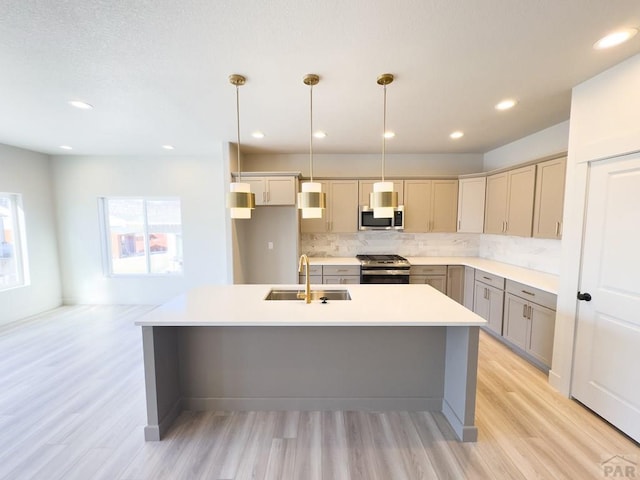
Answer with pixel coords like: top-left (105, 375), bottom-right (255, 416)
top-left (297, 74), bottom-right (326, 218)
top-left (370, 73), bottom-right (398, 218)
top-left (227, 74), bottom-right (256, 219)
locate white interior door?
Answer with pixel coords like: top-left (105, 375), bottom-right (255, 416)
top-left (572, 153), bottom-right (640, 442)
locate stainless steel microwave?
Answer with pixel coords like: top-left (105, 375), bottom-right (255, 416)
top-left (358, 205), bottom-right (404, 231)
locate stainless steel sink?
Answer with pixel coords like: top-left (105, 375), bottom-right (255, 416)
top-left (264, 289), bottom-right (351, 301)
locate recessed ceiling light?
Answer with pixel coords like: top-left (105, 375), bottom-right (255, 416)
top-left (59, 145), bottom-right (73, 150)
top-left (68, 100), bottom-right (93, 110)
top-left (495, 99), bottom-right (517, 111)
top-left (313, 131), bottom-right (327, 139)
top-left (450, 131), bottom-right (464, 139)
top-left (383, 131), bottom-right (395, 139)
top-left (251, 131), bottom-right (265, 139)
top-left (594, 28), bottom-right (638, 50)
top-left (162, 145), bottom-right (175, 150)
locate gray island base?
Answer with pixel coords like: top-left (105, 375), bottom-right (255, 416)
top-left (135, 284), bottom-right (486, 442)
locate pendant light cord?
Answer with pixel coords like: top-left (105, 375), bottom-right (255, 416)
top-left (236, 84), bottom-right (241, 182)
top-left (309, 83), bottom-right (314, 182)
top-left (382, 83), bottom-right (387, 182)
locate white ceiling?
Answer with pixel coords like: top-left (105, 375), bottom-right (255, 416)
top-left (0, 0), bottom-right (639, 156)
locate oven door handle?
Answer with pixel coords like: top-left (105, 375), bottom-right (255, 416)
top-left (362, 269), bottom-right (410, 276)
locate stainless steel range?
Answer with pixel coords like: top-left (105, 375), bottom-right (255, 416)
top-left (356, 254), bottom-right (411, 284)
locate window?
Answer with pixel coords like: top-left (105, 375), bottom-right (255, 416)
top-left (102, 197), bottom-right (183, 275)
top-left (0, 193), bottom-right (27, 290)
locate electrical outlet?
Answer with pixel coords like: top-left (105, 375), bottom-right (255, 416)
top-left (268, 242), bottom-right (274, 250)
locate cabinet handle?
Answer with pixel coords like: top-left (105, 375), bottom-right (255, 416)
top-left (458, 220), bottom-right (461, 230)
top-left (485, 287), bottom-right (489, 300)
top-left (267, 191), bottom-right (270, 202)
top-left (263, 192), bottom-right (266, 203)
top-left (528, 305), bottom-right (532, 320)
top-left (483, 276), bottom-right (492, 281)
top-left (523, 304), bottom-right (527, 318)
top-left (504, 220), bottom-right (508, 232)
top-left (521, 290), bottom-right (535, 297)
top-left (555, 221), bottom-right (559, 236)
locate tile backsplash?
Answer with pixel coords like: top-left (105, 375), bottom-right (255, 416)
top-left (478, 234), bottom-right (562, 275)
top-left (301, 232), bottom-right (480, 257)
top-left (301, 232), bottom-right (562, 275)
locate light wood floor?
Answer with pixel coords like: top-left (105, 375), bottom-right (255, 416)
top-left (0, 305), bottom-right (637, 479)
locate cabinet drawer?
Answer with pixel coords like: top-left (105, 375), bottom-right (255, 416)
top-left (304, 265), bottom-right (323, 276)
top-left (322, 275), bottom-right (360, 285)
top-left (474, 269), bottom-right (505, 290)
top-left (505, 279), bottom-right (556, 310)
top-left (299, 275), bottom-right (323, 285)
top-left (410, 265), bottom-right (447, 276)
top-left (322, 265), bottom-right (360, 276)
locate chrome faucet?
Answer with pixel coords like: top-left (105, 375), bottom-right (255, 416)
top-left (297, 254), bottom-right (311, 303)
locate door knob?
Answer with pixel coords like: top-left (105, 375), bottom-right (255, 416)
top-left (577, 291), bottom-right (592, 301)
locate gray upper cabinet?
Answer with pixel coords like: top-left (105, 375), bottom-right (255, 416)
top-left (457, 177), bottom-right (486, 233)
top-left (532, 157), bottom-right (567, 239)
top-left (244, 176), bottom-right (297, 206)
top-left (484, 165), bottom-right (536, 237)
top-left (300, 180), bottom-right (359, 234)
top-left (358, 180), bottom-right (404, 206)
top-left (404, 179), bottom-right (458, 233)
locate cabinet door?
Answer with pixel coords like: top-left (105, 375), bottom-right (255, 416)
top-left (474, 282), bottom-right (504, 335)
top-left (457, 177), bottom-right (486, 233)
top-left (359, 180), bottom-right (404, 206)
top-left (410, 275), bottom-right (446, 294)
top-left (404, 180), bottom-right (431, 232)
top-left (463, 266), bottom-right (475, 310)
top-left (533, 157), bottom-right (566, 239)
top-left (328, 180), bottom-right (358, 233)
top-left (299, 275), bottom-right (323, 284)
top-left (300, 180), bottom-right (329, 233)
top-left (484, 172), bottom-right (508, 234)
top-left (505, 165), bottom-right (536, 237)
top-left (504, 293), bottom-right (529, 350)
top-left (322, 275), bottom-right (359, 285)
top-left (487, 285), bottom-right (505, 335)
top-left (446, 266), bottom-right (464, 304)
top-left (265, 177), bottom-right (296, 205)
top-left (473, 281), bottom-right (490, 321)
top-left (431, 180), bottom-right (458, 232)
top-left (244, 177), bottom-right (267, 206)
top-left (528, 302), bottom-right (556, 367)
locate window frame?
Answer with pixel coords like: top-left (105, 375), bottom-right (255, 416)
top-left (100, 196), bottom-right (184, 277)
top-left (0, 193), bottom-right (28, 291)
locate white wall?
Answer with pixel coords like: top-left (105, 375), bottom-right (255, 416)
top-left (551, 53), bottom-right (640, 395)
top-left (0, 144), bottom-right (61, 325)
top-left (52, 150), bottom-right (230, 304)
top-left (243, 153), bottom-right (484, 177)
top-left (483, 121), bottom-right (570, 171)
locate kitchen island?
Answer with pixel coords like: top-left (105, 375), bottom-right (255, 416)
top-left (135, 284), bottom-right (486, 442)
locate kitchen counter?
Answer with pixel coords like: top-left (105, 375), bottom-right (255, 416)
top-left (135, 284), bottom-right (486, 327)
top-left (136, 284), bottom-right (484, 443)
top-left (309, 256), bottom-right (559, 294)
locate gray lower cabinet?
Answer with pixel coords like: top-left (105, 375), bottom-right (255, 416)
top-left (410, 265), bottom-right (447, 294)
top-left (503, 280), bottom-right (556, 368)
top-left (446, 266), bottom-right (464, 304)
top-left (300, 264), bottom-right (360, 285)
top-left (463, 266), bottom-right (475, 310)
top-left (473, 269), bottom-right (505, 335)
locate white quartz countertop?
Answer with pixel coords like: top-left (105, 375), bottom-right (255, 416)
top-left (135, 284), bottom-right (487, 327)
top-left (309, 256), bottom-right (559, 294)
top-left (406, 257), bottom-right (558, 294)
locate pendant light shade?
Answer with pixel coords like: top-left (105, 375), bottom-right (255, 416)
top-left (226, 74), bottom-right (256, 219)
top-left (370, 73), bottom-right (397, 218)
top-left (297, 74), bottom-right (326, 219)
